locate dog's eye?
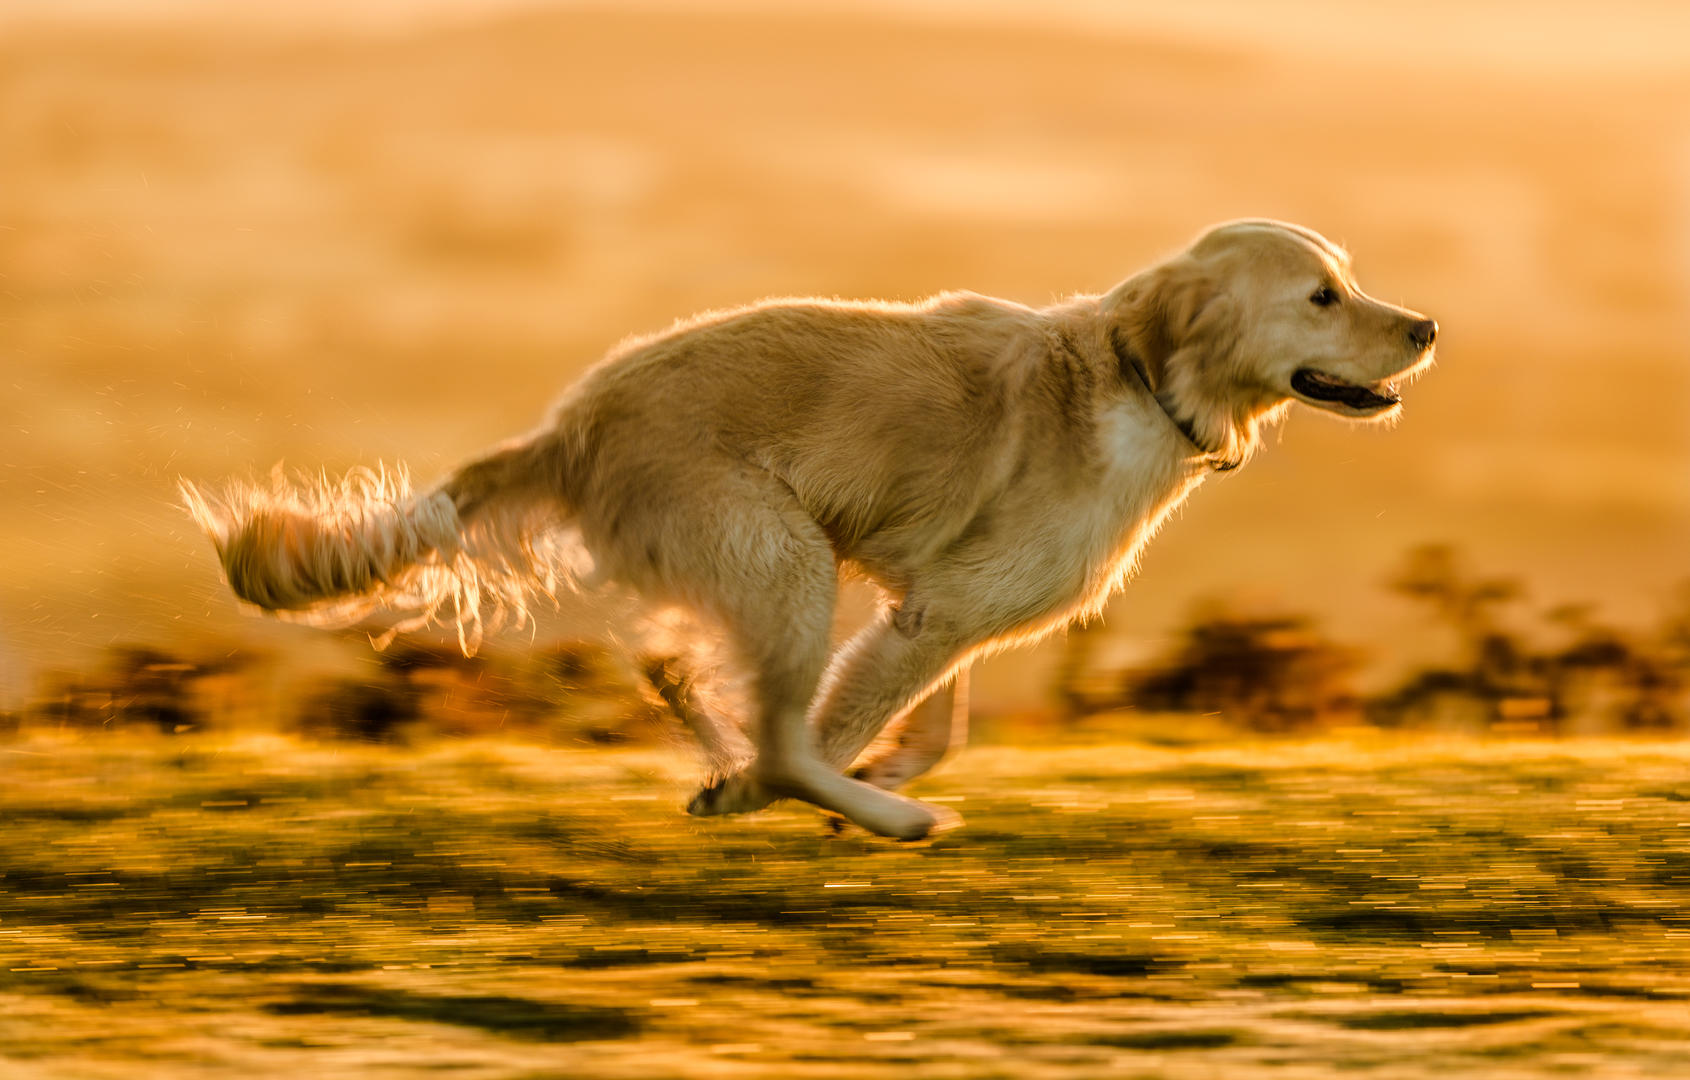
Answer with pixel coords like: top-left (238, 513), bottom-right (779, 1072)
top-left (1310, 285), bottom-right (1339, 307)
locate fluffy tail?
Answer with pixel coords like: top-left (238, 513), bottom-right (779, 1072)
top-left (180, 438), bottom-right (575, 654)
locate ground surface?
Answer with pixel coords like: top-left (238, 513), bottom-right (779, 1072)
top-left (3, 733), bottom-right (1688, 1078)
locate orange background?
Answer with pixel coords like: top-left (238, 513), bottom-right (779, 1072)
top-left (3, 1), bottom-right (1687, 709)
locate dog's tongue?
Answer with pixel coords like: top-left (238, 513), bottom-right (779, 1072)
top-left (1291, 369), bottom-right (1398, 409)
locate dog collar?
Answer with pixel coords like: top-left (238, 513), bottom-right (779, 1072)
top-left (1118, 350), bottom-right (1235, 471)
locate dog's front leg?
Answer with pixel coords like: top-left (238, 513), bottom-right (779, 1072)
top-left (689, 607), bottom-right (971, 831)
top-left (807, 605), bottom-right (971, 773)
top-left (851, 666), bottom-right (969, 792)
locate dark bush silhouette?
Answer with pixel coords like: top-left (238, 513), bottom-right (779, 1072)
top-left (10, 546), bottom-right (1686, 741)
top-left (1120, 603), bottom-right (1361, 732)
top-left (30, 645), bottom-right (254, 734)
top-left (283, 639), bottom-right (673, 744)
top-left (294, 674), bottom-right (421, 743)
top-left (1058, 545), bottom-right (1688, 736)
top-left (1373, 547), bottom-right (1687, 733)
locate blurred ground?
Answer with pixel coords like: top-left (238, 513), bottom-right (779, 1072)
top-left (3, 1), bottom-right (1688, 711)
top-left (3, 732), bottom-right (1689, 1078)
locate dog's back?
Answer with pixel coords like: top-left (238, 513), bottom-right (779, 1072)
top-left (554, 292), bottom-right (1056, 577)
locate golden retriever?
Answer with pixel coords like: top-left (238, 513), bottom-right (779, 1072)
top-left (183, 219), bottom-right (1436, 840)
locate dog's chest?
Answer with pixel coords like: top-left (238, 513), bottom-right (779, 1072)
top-left (1078, 402), bottom-right (1206, 566)
top-left (1095, 402), bottom-right (1200, 504)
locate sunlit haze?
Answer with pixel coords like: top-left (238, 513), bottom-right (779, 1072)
top-left (5, 0), bottom-right (1687, 710)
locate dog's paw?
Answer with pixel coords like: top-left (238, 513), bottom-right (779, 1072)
top-left (897, 801), bottom-right (965, 843)
top-left (685, 771), bottom-right (777, 817)
top-left (822, 800), bottom-right (963, 841)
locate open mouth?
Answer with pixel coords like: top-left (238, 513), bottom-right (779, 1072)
top-left (1290, 368), bottom-right (1401, 412)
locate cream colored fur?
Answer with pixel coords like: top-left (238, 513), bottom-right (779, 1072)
top-left (183, 220), bottom-right (1435, 840)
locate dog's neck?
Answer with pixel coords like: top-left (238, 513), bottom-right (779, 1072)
top-left (1116, 346), bottom-right (1238, 472)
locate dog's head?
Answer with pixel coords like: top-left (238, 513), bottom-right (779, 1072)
top-left (1108, 220), bottom-right (1436, 464)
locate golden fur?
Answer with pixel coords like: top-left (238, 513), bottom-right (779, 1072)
top-left (184, 219), bottom-right (1435, 839)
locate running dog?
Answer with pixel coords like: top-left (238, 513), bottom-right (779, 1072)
top-left (183, 220), bottom-right (1436, 840)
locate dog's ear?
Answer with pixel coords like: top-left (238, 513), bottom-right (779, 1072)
top-left (1109, 259), bottom-right (1218, 392)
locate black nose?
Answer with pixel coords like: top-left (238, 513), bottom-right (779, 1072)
top-left (1408, 318), bottom-right (1437, 350)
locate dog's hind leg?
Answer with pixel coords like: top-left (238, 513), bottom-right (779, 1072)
top-left (850, 666), bottom-right (970, 792)
top-left (641, 655), bottom-right (747, 774)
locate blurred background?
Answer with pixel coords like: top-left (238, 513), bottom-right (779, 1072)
top-left (3, 0), bottom-right (1689, 734)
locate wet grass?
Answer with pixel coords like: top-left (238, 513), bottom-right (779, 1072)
top-left (2, 733), bottom-right (1689, 1077)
